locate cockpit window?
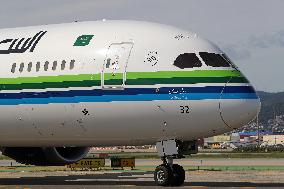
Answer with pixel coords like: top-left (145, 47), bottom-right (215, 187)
top-left (173, 53), bottom-right (202, 69)
top-left (199, 52), bottom-right (231, 67)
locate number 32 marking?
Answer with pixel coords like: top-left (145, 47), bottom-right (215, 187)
top-left (180, 106), bottom-right (190, 114)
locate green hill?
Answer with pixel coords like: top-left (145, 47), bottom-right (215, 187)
top-left (258, 91), bottom-right (284, 123)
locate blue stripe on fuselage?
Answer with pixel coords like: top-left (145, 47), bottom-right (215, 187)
top-left (0, 93), bottom-right (258, 105)
top-left (0, 86), bottom-right (255, 99)
top-left (0, 86), bottom-right (258, 105)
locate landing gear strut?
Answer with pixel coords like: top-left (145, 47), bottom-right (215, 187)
top-left (154, 139), bottom-right (197, 186)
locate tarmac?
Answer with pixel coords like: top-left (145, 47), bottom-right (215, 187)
top-left (1, 158), bottom-right (284, 188)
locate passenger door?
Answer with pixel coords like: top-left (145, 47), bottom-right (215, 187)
top-left (102, 42), bottom-right (133, 89)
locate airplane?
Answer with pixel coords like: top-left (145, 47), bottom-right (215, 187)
top-left (0, 20), bottom-right (260, 186)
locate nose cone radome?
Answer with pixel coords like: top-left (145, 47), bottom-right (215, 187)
top-left (219, 88), bottom-right (261, 129)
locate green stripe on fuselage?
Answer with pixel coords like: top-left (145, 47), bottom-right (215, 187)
top-left (0, 81), bottom-right (101, 90)
top-left (0, 70), bottom-right (246, 90)
top-left (127, 70), bottom-right (242, 79)
top-left (126, 77), bottom-right (247, 85)
top-left (0, 74), bottom-right (101, 84)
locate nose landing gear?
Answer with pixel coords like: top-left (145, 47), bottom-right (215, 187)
top-left (154, 156), bottom-right (185, 186)
top-left (155, 139), bottom-right (197, 186)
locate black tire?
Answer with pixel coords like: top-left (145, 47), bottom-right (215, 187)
top-left (171, 164), bottom-right (185, 186)
top-left (154, 164), bottom-right (173, 186)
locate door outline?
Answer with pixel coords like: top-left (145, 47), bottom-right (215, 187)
top-left (102, 42), bottom-right (134, 89)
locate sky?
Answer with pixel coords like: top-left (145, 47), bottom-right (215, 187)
top-left (0, 0), bottom-right (283, 92)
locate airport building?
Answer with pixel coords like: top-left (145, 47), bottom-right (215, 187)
top-left (203, 134), bottom-right (240, 149)
top-left (203, 132), bottom-right (284, 149)
top-left (262, 135), bottom-right (284, 146)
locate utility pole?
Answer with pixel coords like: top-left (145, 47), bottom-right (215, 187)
top-left (257, 115), bottom-right (260, 147)
top-left (273, 106), bottom-right (276, 133)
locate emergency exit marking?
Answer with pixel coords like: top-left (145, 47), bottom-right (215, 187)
top-left (74, 35), bottom-right (94, 46)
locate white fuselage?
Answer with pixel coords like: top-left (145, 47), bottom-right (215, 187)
top-left (0, 20), bottom-right (260, 147)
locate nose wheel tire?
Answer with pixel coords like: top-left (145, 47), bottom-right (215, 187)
top-left (171, 164), bottom-right (185, 186)
top-left (154, 164), bottom-right (185, 186)
top-left (154, 165), bottom-right (173, 186)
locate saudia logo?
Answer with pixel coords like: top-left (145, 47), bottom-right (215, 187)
top-left (0, 31), bottom-right (47, 54)
top-left (73, 35), bottom-right (94, 46)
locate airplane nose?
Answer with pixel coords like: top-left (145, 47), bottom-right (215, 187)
top-left (219, 85), bottom-right (261, 129)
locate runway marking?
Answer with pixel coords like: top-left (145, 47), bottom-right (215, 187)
top-left (118, 174), bottom-right (152, 178)
top-left (123, 185), bottom-right (136, 187)
top-left (190, 186), bottom-right (208, 188)
top-left (66, 178), bottom-right (151, 182)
